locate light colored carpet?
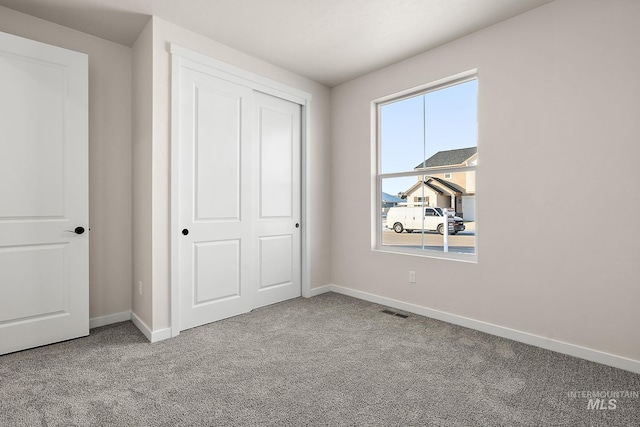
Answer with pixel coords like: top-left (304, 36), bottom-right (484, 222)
top-left (0, 292), bottom-right (638, 426)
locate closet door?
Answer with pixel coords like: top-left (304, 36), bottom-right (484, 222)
top-left (176, 65), bottom-right (302, 331)
top-left (253, 92), bottom-right (301, 308)
top-left (177, 68), bottom-right (254, 330)
top-left (0, 32), bottom-right (88, 354)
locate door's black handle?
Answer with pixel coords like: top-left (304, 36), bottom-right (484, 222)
top-left (65, 226), bottom-right (85, 235)
top-left (295, 223), bottom-right (300, 228)
top-left (182, 229), bottom-right (189, 235)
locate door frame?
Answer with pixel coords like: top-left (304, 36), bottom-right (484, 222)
top-left (169, 44), bottom-right (312, 338)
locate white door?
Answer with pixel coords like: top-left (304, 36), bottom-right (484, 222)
top-left (177, 68), bottom-right (254, 330)
top-left (0, 32), bottom-right (89, 355)
top-left (253, 92), bottom-right (301, 308)
top-left (177, 66), bottom-right (301, 331)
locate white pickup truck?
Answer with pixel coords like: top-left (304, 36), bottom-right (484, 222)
top-left (386, 206), bottom-right (465, 235)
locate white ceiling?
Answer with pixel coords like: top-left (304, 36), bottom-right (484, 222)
top-left (0, 0), bottom-right (554, 86)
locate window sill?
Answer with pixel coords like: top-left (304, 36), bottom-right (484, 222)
top-left (373, 246), bottom-right (478, 263)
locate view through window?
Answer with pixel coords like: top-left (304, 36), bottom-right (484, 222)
top-left (377, 76), bottom-right (477, 258)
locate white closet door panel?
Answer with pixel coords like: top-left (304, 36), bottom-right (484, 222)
top-left (194, 240), bottom-right (241, 304)
top-left (259, 235), bottom-right (293, 290)
top-left (194, 86), bottom-right (241, 221)
top-left (178, 68), bottom-right (253, 331)
top-left (253, 92), bottom-right (301, 307)
top-left (259, 107), bottom-right (294, 218)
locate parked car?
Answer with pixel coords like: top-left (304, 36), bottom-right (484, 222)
top-left (386, 206), bottom-right (465, 235)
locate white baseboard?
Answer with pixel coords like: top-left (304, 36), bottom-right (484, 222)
top-left (151, 327), bottom-right (172, 343)
top-left (89, 311), bottom-right (131, 329)
top-left (130, 311), bottom-right (152, 341)
top-left (305, 284), bottom-right (332, 297)
top-left (326, 284), bottom-right (640, 374)
top-left (130, 311), bottom-right (172, 343)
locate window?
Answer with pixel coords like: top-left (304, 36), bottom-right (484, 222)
top-left (374, 73), bottom-right (477, 260)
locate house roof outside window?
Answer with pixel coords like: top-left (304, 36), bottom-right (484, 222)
top-left (414, 147), bottom-right (477, 169)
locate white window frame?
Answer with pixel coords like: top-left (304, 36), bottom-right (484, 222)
top-left (371, 70), bottom-right (478, 263)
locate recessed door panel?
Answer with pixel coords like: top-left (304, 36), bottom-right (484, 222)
top-left (194, 240), bottom-right (240, 304)
top-left (195, 87), bottom-right (241, 221)
top-left (259, 107), bottom-right (293, 218)
top-left (0, 53), bottom-right (65, 218)
top-left (0, 244), bottom-right (67, 323)
top-left (259, 235), bottom-right (292, 289)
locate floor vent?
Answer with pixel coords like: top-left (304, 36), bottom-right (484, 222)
top-left (381, 309), bottom-right (409, 319)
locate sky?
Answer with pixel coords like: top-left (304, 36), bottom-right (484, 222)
top-left (380, 79), bottom-right (477, 196)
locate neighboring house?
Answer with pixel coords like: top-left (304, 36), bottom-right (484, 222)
top-left (401, 147), bottom-right (477, 220)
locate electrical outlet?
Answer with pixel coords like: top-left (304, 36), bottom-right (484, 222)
top-left (409, 271), bottom-right (416, 283)
top-left (138, 281), bottom-right (142, 295)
